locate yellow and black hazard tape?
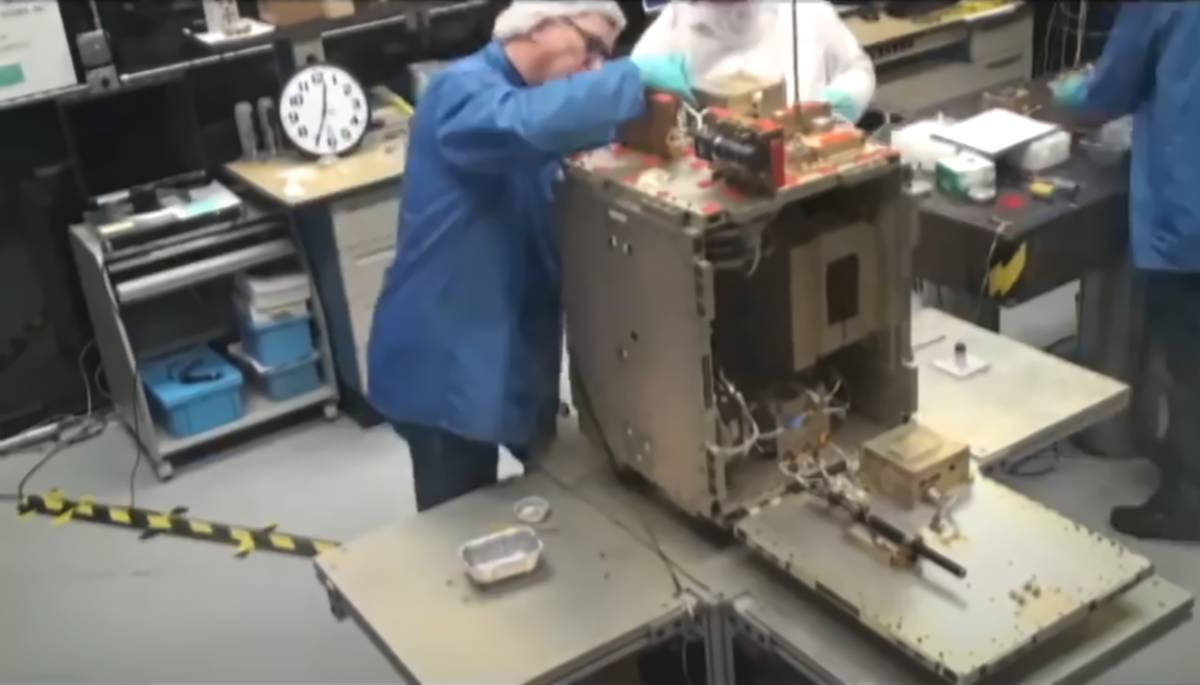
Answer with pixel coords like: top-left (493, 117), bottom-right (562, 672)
top-left (15, 490), bottom-right (340, 559)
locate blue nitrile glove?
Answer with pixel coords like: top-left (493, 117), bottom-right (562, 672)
top-left (1050, 71), bottom-right (1090, 109)
top-left (629, 53), bottom-right (696, 103)
top-left (818, 87), bottom-right (862, 123)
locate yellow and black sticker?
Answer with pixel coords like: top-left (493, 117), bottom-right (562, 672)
top-left (16, 491), bottom-right (340, 559)
top-left (988, 242), bottom-right (1028, 298)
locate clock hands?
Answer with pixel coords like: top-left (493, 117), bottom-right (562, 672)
top-left (316, 79), bottom-right (329, 154)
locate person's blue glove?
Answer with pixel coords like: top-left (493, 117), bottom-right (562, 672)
top-left (818, 87), bottom-right (862, 123)
top-left (630, 54), bottom-right (696, 103)
top-left (1050, 71), bottom-right (1090, 109)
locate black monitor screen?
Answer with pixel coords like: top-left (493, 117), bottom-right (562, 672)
top-left (60, 78), bottom-right (205, 198)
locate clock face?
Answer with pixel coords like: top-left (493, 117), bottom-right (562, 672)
top-left (279, 64), bottom-right (369, 157)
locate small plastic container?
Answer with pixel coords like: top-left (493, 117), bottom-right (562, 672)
top-left (238, 312), bottom-right (315, 367)
top-left (139, 346), bottom-right (244, 437)
top-left (235, 272), bottom-right (312, 311)
top-left (234, 291), bottom-right (309, 328)
top-left (459, 526), bottom-right (543, 585)
top-left (228, 342), bottom-right (321, 401)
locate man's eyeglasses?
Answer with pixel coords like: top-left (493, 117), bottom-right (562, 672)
top-left (561, 18), bottom-right (612, 61)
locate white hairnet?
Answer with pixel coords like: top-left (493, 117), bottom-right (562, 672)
top-left (493, 1), bottom-right (627, 41)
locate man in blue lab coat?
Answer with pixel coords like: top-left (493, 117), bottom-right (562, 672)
top-left (1054, 3), bottom-right (1200, 540)
top-left (368, 2), bottom-right (695, 511)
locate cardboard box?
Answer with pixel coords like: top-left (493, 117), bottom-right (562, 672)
top-left (258, 0), bottom-right (354, 26)
top-left (860, 423), bottom-right (971, 508)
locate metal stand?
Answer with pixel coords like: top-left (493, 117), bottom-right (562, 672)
top-left (703, 601), bottom-right (737, 685)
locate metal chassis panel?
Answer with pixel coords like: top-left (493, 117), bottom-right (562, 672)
top-left (726, 576), bottom-right (1192, 685)
top-left (731, 477), bottom-right (1154, 684)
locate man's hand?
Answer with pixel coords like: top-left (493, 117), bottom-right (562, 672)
top-left (630, 53), bottom-right (696, 103)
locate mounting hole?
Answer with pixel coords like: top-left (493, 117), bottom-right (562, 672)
top-left (608, 235), bottom-right (618, 249)
top-left (622, 242), bottom-right (633, 255)
top-left (630, 331), bottom-right (640, 343)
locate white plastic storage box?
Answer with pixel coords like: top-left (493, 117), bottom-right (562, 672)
top-left (234, 291), bottom-right (309, 327)
top-left (235, 272), bottom-right (312, 310)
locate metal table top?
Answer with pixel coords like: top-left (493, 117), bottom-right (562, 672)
top-left (912, 308), bottom-right (1129, 467)
top-left (315, 473), bottom-right (691, 685)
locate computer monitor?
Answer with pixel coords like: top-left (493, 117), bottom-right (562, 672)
top-left (643, 0), bottom-right (669, 15)
top-left (59, 77), bottom-right (206, 200)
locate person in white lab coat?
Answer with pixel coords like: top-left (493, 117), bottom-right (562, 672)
top-left (632, 0), bottom-right (875, 122)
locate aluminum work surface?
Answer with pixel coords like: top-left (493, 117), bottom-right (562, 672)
top-left (315, 472), bottom-right (690, 685)
top-left (914, 308), bottom-right (1129, 468)
top-left (0, 366), bottom-right (1197, 681)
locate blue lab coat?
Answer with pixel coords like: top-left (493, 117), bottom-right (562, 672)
top-left (368, 42), bottom-right (646, 447)
top-left (1078, 4), bottom-right (1200, 272)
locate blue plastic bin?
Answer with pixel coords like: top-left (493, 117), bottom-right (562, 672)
top-left (258, 355), bottom-right (322, 401)
top-left (238, 312), bottom-right (315, 367)
top-left (140, 346), bottom-right (244, 438)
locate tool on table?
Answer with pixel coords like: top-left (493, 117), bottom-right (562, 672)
top-left (1028, 175), bottom-right (1081, 202)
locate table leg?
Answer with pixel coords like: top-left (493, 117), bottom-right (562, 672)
top-left (921, 281), bottom-right (1000, 330)
top-left (704, 602), bottom-right (737, 685)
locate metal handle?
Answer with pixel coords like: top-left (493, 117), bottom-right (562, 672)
top-left (116, 238), bottom-right (294, 304)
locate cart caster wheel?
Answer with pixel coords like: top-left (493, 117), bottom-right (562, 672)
top-left (154, 461), bottom-right (174, 482)
top-left (323, 402), bottom-right (339, 421)
top-left (327, 592), bottom-right (348, 621)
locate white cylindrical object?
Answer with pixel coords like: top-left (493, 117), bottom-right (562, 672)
top-left (234, 101), bottom-right (259, 160)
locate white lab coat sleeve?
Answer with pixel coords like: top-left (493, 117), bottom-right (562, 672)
top-left (631, 3), bottom-right (684, 57)
top-left (815, 6), bottom-right (875, 114)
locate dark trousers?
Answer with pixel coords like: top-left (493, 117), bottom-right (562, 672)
top-left (391, 422), bottom-right (535, 512)
top-left (1145, 272), bottom-right (1200, 490)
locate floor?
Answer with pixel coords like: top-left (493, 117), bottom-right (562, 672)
top-left (1, 383), bottom-right (1198, 682)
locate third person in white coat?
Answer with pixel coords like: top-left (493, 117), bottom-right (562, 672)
top-left (632, 0), bottom-right (875, 122)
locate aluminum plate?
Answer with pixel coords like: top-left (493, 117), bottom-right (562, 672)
top-left (733, 477), bottom-right (1152, 684)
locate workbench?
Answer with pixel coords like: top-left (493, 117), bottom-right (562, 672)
top-left (316, 308), bottom-right (1190, 684)
top-left (225, 123), bottom-right (407, 425)
top-left (845, 1), bottom-right (1034, 112)
top-left (905, 78), bottom-right (1147, 457)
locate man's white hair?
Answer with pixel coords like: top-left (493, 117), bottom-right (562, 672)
top-left (493, 1), bottom-right (627, 41)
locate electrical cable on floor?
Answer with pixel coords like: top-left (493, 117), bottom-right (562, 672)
top-left (128, 397), bottom-right (143, 509)
top-left (1, 339), bottom-right (108, 502)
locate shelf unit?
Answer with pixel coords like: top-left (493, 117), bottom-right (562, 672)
top-left (70, 193), bottom-right (340, 480)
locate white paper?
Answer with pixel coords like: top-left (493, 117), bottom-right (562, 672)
top-left (933, 108), bottom-right (1060, 159)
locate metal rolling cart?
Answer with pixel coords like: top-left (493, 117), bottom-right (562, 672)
top-left (69, 187), bottom-right (339, 480)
